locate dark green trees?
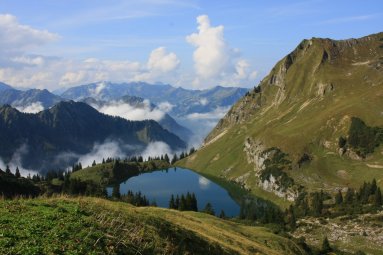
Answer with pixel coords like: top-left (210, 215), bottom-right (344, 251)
top-left (15, 167), bottom-right (21, 178)
top-left (374, 187), bottom-right (382, 207)
top-left (321, 236), bottom-right (332, 254)
top-left (335, 190), bottom-right (343, 205)
top-left (5, 165), bottom-right (11, 174)
top-left (112, 184), bottom-right (121, 199)
top-left (168, 192), bottom-right (197, 211)
top-left (202, 202), bottom-right (215, 215)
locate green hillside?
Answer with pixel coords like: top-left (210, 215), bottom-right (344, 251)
top-left (0, 197), bottom-right (305, 255)
top-left (178, 32), bottom-right (383, 206)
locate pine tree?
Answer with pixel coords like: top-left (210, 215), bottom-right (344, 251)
top-left (219, 209), bottom-right (226, 219)
top-left (191, 193), bottom-right (198, 211)
top-left (112, 184), bottom-right (121, 199)
top-left (171, 154), bottom-right (178, 164)
top-left (203, 202), bottom-right (215, 215)
top-left (344, 188), bottom-right (354, 204)
top-left (310, 192), bottom-right (323, 216)
top-left (179, 195), bottom-right (186, 211)
top-left (335, 190), bottom-right (343, 205)
top-left (92, 160), bottom-right (96, 166)
top-left (164, 154), bottom-right (170, 164)
top-left (175, 195), bottom-right (180, 209)
top-left (169, 194), bottom-right (175, 209)
top-left (15, 167), bottom-right (21, 178)
top-left (288, 205), bottom-right (296, 230)
top-left (5, 165), bottom-right (11, 174)
top-left (321, 236), bottom-right (331, 253)
top-left (374, 187), bottom-right (382, 207)
top-left (371, 179), bottom-right (377, 194)
top-left (185, 192), bottom-right (192, 210)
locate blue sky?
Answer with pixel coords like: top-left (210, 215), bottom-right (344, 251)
top-left (0, 0), bottom-right (381, 90)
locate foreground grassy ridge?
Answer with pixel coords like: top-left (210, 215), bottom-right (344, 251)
top-left (0, 197), bottom-right (305, 255)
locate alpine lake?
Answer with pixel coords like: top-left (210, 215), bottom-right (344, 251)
top-left (108, 167), bottom-right (240, 217)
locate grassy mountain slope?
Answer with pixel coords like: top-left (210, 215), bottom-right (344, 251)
top-left (179, 32), bottom-right (383, 206)
top-left (0, 197), bottom-right (305, 255)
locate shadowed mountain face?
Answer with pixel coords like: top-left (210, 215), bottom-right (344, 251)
top-left (179, 32), bottom-right (383, 204)
top-left (81, 95), bottom-right (193, 143)
top-left (0, 101), bottom-right (186, 172)
top-left (60, 82), bottom-right (249, 118)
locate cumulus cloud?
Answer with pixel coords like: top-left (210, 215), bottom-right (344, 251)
top-left (147, 47), bottom-right (180, 73)
top-left (15, 102), bottom-right (44, 113)
top-left (93, 99), bottom-right (166, 121)
top-left (140, 141), bottom-right (172, 161)
top-left (186, 15), bottom-right (256, 88)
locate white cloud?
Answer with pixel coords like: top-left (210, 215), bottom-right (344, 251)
top-left (93, 99), bottom-right (166, 121)
top-left (186, 15), bottom-right (229, 79)
top-left (0, 14), bottom-right (59, 56)
top-left (140, 141), bottom-right (172, 161)
top-left (157, 101), bottom-right (174, 113)
top-left (0, 144), bottom-right (38, 177)
top-left (15, 102), bottom-right (44, 113)
top-left (78, 141), bottom-right (125, 167)
top-left (186, 106), bottom-right (230, 120)
top-left (186, 15), bottom-right (256, 88)
top-left (199, 98), bottom-right (208, 106)
top-left (0, 14), bottom-right (181, 90)
top-left (147, 47), bottom-right (180, 73)
top-left (198, 176), bottom-right (211, 189)
top-left (89, 81), bottom-right (107, 98)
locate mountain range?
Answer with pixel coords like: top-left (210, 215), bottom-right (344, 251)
top-left (60, 82), bottom-right (248, 118)
top-left (81, 95), bottom-right (193, 143)
top-left (0, 101), bottom-right (186, 172)
top-left (0, 86), bottom-right (63, 110)
top-left (179, 32), bottom-right (383, 205)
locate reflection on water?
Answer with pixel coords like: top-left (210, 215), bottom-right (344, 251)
top-left (198, 176), bottom-right (211, 189)
top-left (108, 167), bottom-right (240, 217)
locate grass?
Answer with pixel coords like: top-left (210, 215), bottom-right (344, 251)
top-left (0, 196), bottom-right (306, 255)
top-left (178, 33), bottom-right (383, 208)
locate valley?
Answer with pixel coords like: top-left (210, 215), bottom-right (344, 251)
top-left (0, 4), bottom-right (382, 252)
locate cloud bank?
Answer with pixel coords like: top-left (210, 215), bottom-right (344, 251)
top-left (91, 99), bottom-right (171, 122)
top-left (0, 144), bottom-right (38, 177)
top-left (15, 101), bottom-right (44, 113)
